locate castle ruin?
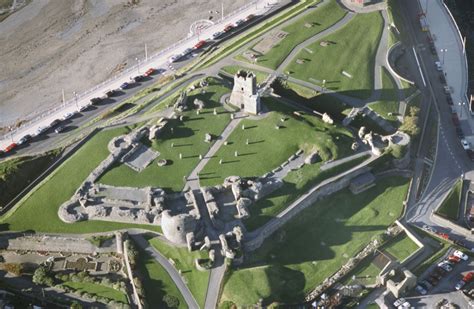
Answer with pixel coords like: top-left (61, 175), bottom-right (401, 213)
top-left (229, 70), bottom-right (261, 115)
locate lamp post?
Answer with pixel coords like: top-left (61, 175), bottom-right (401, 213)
top-left (135, 57), bottom-right (140, 74)
top-left (73, 91), bottom-right (78, 110)
top-left (440, 48), bottom-right (447, 65)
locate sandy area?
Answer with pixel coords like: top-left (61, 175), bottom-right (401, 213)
top-left (0, 0), bottom-right (249, 127)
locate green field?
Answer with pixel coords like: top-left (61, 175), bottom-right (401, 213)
top-left (99, 79), bottom-right (232, 192)
top-left (368, 67), bottom-right (400, 125)
top-left (273, 80), bottom-right (349, 120)
top-left (0, 127), bottom-right (161, 234)
top-left (245, 0), bottom-right (346, 69)
top-left (343, 256), bottom-right (381, 286)
top-left (0, 150), bottom-right (60, 208)
top-left (199, 97), bottom-right (354, 187)
top-left (221, 176), bottom-right (410, 306)
top-left (244, 154), bottom-right (370, 231)
top-left (220, 66), bottom-right (269, 84)
top-left (286, 12), bottom-right (384, 99)
top-left (63, 281), bottom-right (128, 303)
top-left (149, 237), bottom-right (210, 308)
top-left (383, 232), bottom-right (419, 262)
top-left (138, 250), bottom-right (186, 309)
top-left (436, 179), bottom-right (462, 221)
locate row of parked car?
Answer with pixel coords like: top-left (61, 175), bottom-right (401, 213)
top-left (415, 250), bottom-right (468, 295)
top-left (168, 14), bottom-right (255, 64)
top-left (1, 67), bottom-right (165, 157)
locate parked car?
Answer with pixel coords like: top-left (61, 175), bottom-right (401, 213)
top-left (435, 61), bottom-right (442, 71)
top-left (461, 139), bottom-right (470, 150)
top-left (419, 280), bottom-right (433, 290)
top-left (90, 97), bottom-right (102, 105)
top-left (439, 74), bottom-right (447, 84)
top-left (4, 143), bottom-right (17, 153)
top-left (211, 31), bottom-right (224, 40)
top-left (181, 48), bottom-right (194, 57)
top-left (454, 250), bottom-right (469, 261)
top-left (17, 134), bottom-right (31, 145)
top-left (49, 119), bottom-right (61, 127)
top-left (234, 19), bottom-right (245, 27)
top-left (452, 115), bottom-right (460, 126)
top-left (438, 262), bottom-right (453, 272)
top-left (455, 279), bottom-right (466, 290)
top-left (394, 298), bottom-right (407, 307)
top-left (119, 82), bottom-right (130, 90)
top-left (415, 285), bottom-right (427, 295)
top-left (193, 40), bottom-right (207, 49)
top-left (463, 271), bottom-right (474, 282)
top-left (34, 126), bottom-right (48, 136)
top-left (144, 68), bottom-right (155, 77)
top-left (444, 86), bottom-right (451, 94)
top-left (133, 75), bottom-right (145, 82)
top-left (78, 104), bottom-right (90, 112)
top-left (168, 55), bottom-right (181, 63)
top-left (62, 112), bottom-right (75, 120)
top-left (430, 45), bottom-right (437, 55)
top-left (427, 276), bottom-right (439, 286)
top-left (456, 127), bottom-right (464, 139)
top-left (245, 14), bottom-right (255, 21)
top-left (446, 96), bottom-right (453, 105)
top-left (55, 125), bottom-right (66, 134)
top-left (438, 232), bottom-right (450, 240)
top-left (105, 89), bottom-right (117, 97)
top-left (448, 255), bottom-right (461, 263)
top-left (223, 24), bottom-right (234, 32)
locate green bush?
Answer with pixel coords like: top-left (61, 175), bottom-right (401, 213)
top-left (163, 294), bottom-right (180, 308)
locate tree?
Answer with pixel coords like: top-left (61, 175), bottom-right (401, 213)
top-left (163, 295), bottom-right (179, 308)
top-left (32, 266), bottom-right (53, 286)
top-left (2, 263), bottom-right (23, 276)
top-left (70, 301), bottom-right (83, 309)
top-left (400, 106), bottom-right (420, 137)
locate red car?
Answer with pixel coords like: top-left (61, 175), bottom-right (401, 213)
top-left (464, 272), bottom-right (474, 283)
top-left (223, 24), bottom-right (234, 32)
top-left (194, 40), bottom-right (207, 49)
top-left (438, 232), bottom-right (450, 240)
top-left (448, 255), bottom-right (461, 263)
top-left (5, 143), bottom-right (17, 153)
top-left (144, 68), bottom-right (155, 77)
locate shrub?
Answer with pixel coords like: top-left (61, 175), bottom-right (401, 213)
top-left (2, 263), bottom-right (23, 276)
top-left (219, 301), bottom-right (237, 309)
top-left (163, 295), bottom-right (180, 308)
top-left (32, 266), bottom-right (53, 286)
top-left (70, 301), bottom-right (83, 309)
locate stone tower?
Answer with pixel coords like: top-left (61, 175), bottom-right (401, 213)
top-left (229, 70), bottom-right (261, 115)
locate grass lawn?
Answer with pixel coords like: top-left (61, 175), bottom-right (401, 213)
top-left (273, 79), bottom-right (349, 120)
top-left (245, 0), bottom-right (346, 70)
top-left (220, 176), bottom-right (410, 306)
top-left (98, 79), bottom-right (232, 192)
top-left (286, 12), bottom-right (384, 99)
top-left (220, 65), bottom-right (269, 84)
top-left (148, 237), bottom-right (210, 308)
top-left (138, 249), bottom-right (186, 309)
top-left (382, 232), bottom-right (419, 262)
top-left (63, 281), bottom-right (128, 303)
top-left (199, 97), bottom-right (354, 187)
top-left (0, 127), bottom-right (162, 234)
top-left (343, 256), bottom-right (381, 286)
top-left (436, 179), bottom-right (462, 221)
top-left (0, 149), bottom-right (61, 208)
top-left (244, 154), bottom-right (370, 231)
top-left (368, 67), bottom-right (400, 126)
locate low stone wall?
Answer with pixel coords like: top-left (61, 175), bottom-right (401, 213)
top-left (244, 166), bottom-right (371, 251)
top-left (394, 220), bottom-right (425, 267)
top-left (124, 239), bottom-right (143, 309)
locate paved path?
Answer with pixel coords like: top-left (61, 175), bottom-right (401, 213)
top-left (320, 150), bottom-right (372, 171)
top-left (131, 234), bottom-right (200, 309)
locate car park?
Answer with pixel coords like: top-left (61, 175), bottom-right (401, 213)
top-left (0, 150), bottom-right (4, 157)
top-left (422, 224), bottom-right (437, 233)
top-left (144, 68), bottom-right (155, 77)
top-left (78, 104), bottom-right (90, 112)
top-left (105, 89), bottom-right (118, 97)
top-left (427, 276), bottom-right (439, 286)
top-left (119, 82), bottom-right (130, 90)
top-left (54, 125), bottom-right (66, 134)
top-left (439, 73), bottom-right (447, 84)
top-left (463, 272), bottom-right (474, 282)
top-left (452, 115), bottom-right (460, 126)
top-left (438, 262), bottom-right (453, 272)
top-left (420, 280), bottom-right (433, 290)
top-left (444, 86), bottom-right (451, 94)
top-left (50, 119), bottom-right (61, 127)
top-left (461, 139), bottom-right (470, 150)
top-left (446, 96), bottom-right (453, 105)
top-left (454, 250), bottom-right (468, 261)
